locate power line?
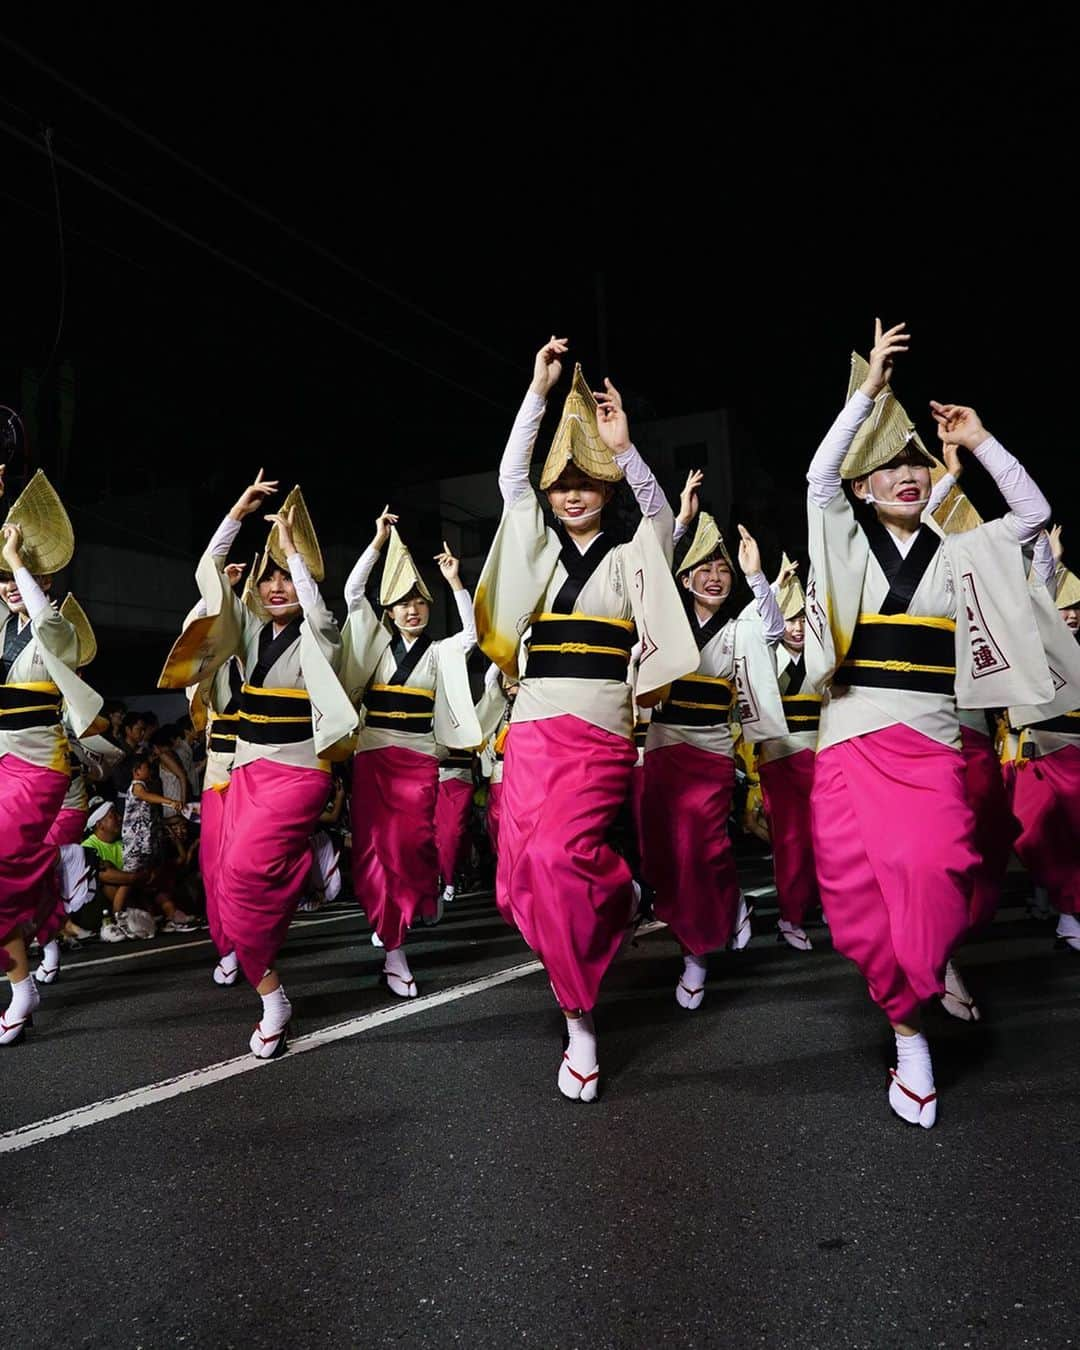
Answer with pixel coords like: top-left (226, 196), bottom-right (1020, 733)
top-left (1, 115), bottom-right (511, 413)
top-left (0, 34), bottom-right (518, 370)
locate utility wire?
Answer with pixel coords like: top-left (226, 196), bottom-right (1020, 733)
top-left (1, 115), bottom-right (511, 412)
top-left (0, 34), bottom-right (518, 370)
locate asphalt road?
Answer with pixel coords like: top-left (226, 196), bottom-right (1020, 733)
top-left (2, 862), bottom-right (1078, 1350)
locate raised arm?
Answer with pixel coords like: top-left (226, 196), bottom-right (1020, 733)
top-left (594, 378), bottom-right (668, 520)
top-left (435, 542), bottom-right (477, 653)
top-left (808, 320), bottom-right (910, 507)
top-left (344, 506), bottom-right (398, 613)
top-left (498, 338), bottom-right (566, 505)
top-left (264, 506), bottom-right (340, 661)
top-left (930, 402), bottom-right (1050, 545)
top-left (737, 525), bottom-right (786, 643)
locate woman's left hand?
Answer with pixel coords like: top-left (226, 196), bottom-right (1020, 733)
top-left (930, 402), bottom-right (990, 452)
top-left (737, 523), bottom-right (762, 577)
top-left (264, 505), bottom-right (297, 558)
top-left (1, 522), bottom-right (25, 572)
top-left (593, 378), bottom-right (631, 454)
top-left (435, 541), bottom-right (463, 590)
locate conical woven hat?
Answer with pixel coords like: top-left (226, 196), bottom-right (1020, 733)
top-left (929, 457), bottom-right (983, 535)
top-left (242, 552), bottom-right (268, 620)
top-left (59, 593), bottom-right (97, 666)
top-left (840, 353), bottom-right (935, 480)
top-left (380, 526), bottom-right (433, 608)
top-left (677, 511), bottom-right (734, 576)
top-left (3, 469), bottom-right (74, 573)
top-left (1056, 566), bottom-right (1080, 609)
top-left (266, 485), bottom-right (324, 582)
top-left (538, 364), bottom-right (625, 491)
top-left (775, 553), bottom-right (806, 619)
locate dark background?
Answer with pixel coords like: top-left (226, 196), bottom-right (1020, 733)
top-left (2, 11), bottom-right (1075, 676)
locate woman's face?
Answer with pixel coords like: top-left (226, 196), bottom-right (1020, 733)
top-left (258, 568), bottom-right (300, 617)
top-left (0, 572), bottom-right (51, 615)
top-left (853, 452), bottom-right (931, 525)
top-left (390, 592), bottom-right (430, 635)
top-left (546, 468), bottom-right (609, 533)
top-left (1062, 604), bottom-right (1080, 635)
top-left (682, 557), bottom-right (733, 611)
top-left (784, 613), bottom-right (806, 653)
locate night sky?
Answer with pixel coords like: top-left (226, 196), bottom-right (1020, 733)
top-left (3, 15), bottom-right (1075, 606)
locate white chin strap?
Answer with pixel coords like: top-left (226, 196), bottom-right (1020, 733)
top-left (395, 621), bottom-right (428, 635)
top-left (555, 505), bottom-right (604, 524)
top-left (864, 490), bottom-right (931, 508)
top-left (687, 585), bottom-right (729, 603)
top-left (264, 601), bottom-right (301, 616)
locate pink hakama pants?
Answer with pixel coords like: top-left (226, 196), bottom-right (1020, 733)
top-left (960, 724), bottom-right (1017, 929)
top-left (0, 755), bottom-right (67, 972)
top-left (811, 725), bottom-right (977, 1025)
top-left (199, 784), bottom-right (229, 957)
top-left (759, 749), bottom-right (818, 927)
top-left (641, 742), bottom-right (738, 956)
top-left (45, 807), bottom-right (88, 847)
top-left (435, 777), bottom-right (473, 889)
top-left (1011, 743), bottom-right (1080, 916)
top-left (487, 781), bottom-right (503, 856)
top-left (351, 746), bottom-right (438, 949)
top-left (216, 759), bottom-right (330, 987)
top-left (497, 715), bottom-right (637, 1012)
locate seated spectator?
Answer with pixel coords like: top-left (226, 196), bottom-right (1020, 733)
top-left (162, 814), bottom-right (203, 915)
top-left (82, 801), bottom-right (148, 938)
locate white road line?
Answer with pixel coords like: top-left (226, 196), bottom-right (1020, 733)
top-left (60, 911), bottom-right (364, 971)
top-left (1, 958), bottom-right (546, 1155)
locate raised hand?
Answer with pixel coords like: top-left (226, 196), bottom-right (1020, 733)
top-left (434, 540), bottom-right (463, 591)
top-left (372, 504), bottom-right (399, 553)
top-left (229, 468), bottom-right (279, 522)
top-left (593, 378), bottom-right (631, 455)
top-left (941, 442), bottom-right (964, 480)
top-left (929, 402), bottom-right (990, 452)
top-left (1049, 523), bottom-right (1064, 563)
top-left (223, 562), bottom-right (247, 587)
top-left (530, 336), bottom-right (569, 399)
top-left (736, 523), bottom-right (762, 577)
top-left (1, 521), bottom-right (25, 572)
top-left (678, 469), bottom-right (704, 527)
top-left (859, 318), bottom-right (910, 400)
top-left (263, 505), bottom-right (296, 559)
top-left (776, 556), bottom-right (800, 588)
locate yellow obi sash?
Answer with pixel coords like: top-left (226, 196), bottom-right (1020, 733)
top-left (207, 710), bottom-right (241, 756)
top-left (0, 681), bottom-right (63, 732)
top-left (238, 684), bottom-right (312, 745)
top-left (834, 613), bottom-right (956, 696)
top-left (364, 683), bottom-right (435, 734)
top-left (654, 674), bottom-right (734, 728)
top-left (526, 613), bottom-right (635, 682)
top-left (781, 692), bottom-right (822, 734)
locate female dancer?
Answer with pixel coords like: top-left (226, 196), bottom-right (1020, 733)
top-left (475, 338), bottom-right (697, 1101)
top-left (342, 514), bottom-right (480, 996)
top-left (1, 470), bottom-right (101, 1043)
top-left (642, 487), bottom-right (786, 1010)
top-left (806, 320), bottom-right (1056, 1127)
top-left (193, 475), bottom-right (357, 1056)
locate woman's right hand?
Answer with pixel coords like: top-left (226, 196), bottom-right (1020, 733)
top-left (859, 318), bottom-right (910, 400)
top-left (372, 504), bottom-right (399, 552)
top-left (529, 336), bottom-right (569, 399)
top-left (229, 468), bottom-right (279, 521)
top-left (677, 469), bottom-right (703, 527)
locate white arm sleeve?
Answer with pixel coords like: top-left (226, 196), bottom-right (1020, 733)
top-left (344, 546), bottom-right (380, 614)
top-left (13, 568), bottom-right (51, 622)
top-left (209, 516), bottom-right (242, 558)
top-left (285, 552), bottom-right (322, 615)
top-left (970, 435), bottom-right (1051, 545)
top-left (747, 570), bottom-right (786, 643)
top-left (926, 472), bottom-right (956, 516)
top-left (498, 391), bottom-right (548, 505)
top-left (454, 587), bottom-right (477, 654)
top-left (612, 443), bottom-right (668, 520)
top-left (1031, 531), bottom-right (1056, 593)
top-left (807, 391), bottom-right (874, 507)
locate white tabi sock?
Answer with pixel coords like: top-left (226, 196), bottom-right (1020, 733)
top-left (2, 976), bottom-right (40, 1043)
top-left (558, 1011), bottom-right (599, 1102)
top-left (213, 950), bottom-right (239, 986)
top-left (675, 954), bottom-right (707, 1011)
top-left (383, 946), bottom-right (417, 998)
top-left (941, 960), bottom-right (980, 1021)
top-left (889, 1031), bottom-right (937, 1129)
top-left (442, 884), bottom-right (456, 904)
top-left (34, 941), bottom-right (62, 983)
top-left (1057, 913), bottom-right (1080, 952)
top-left (778, 919), bottom-right (812, 952)
top-left (250, 985), bottom-right (291, 1058)
top-left (731, 895), bottom-right (752, 950)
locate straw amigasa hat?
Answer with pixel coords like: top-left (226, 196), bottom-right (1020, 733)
top-left (774, 553), bottom-right (806, 618)
top-left (840, 353), bottom-right (935, 480)
top-left (2, 469), bottom-right (75, 574)
top-left (265, 485), bottom-right (324, 582)
top-left (59, 593), bottom-right (97, 666)
top-left (677, 511), bottom-right (734, 576)
top-left (1056, 566), bottom-right (1080, 610)
top-left (380, 526), bottom-right (433, 608)
top-left (929, 457), bottom-right (983, 535)
top-left (538, 363), bottom-right (625, 491)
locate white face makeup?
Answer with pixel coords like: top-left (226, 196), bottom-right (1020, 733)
top-left (853, 453), bottom-right (932, 525)
top-left (258, 569), bottom-right (300, 618)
